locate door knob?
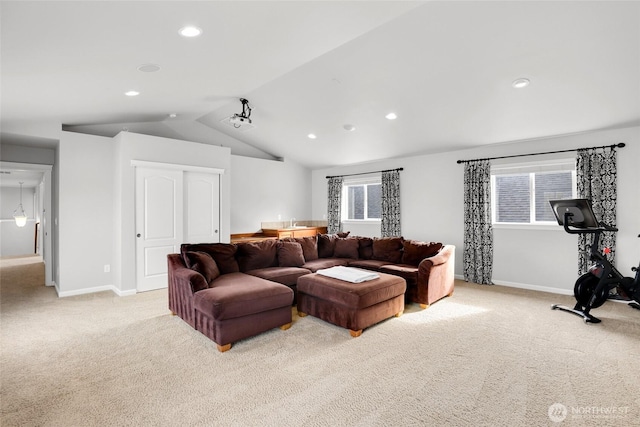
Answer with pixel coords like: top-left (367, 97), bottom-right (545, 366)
top-left (137, 233), bottom-right (141, 238)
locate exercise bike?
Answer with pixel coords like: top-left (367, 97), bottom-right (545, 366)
top-left (549, 199), bottom-right (640, 324)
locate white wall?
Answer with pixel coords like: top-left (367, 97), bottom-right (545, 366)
top-left (57, 132), bottom-right (115, 295)
top-left (230, 155), bottom-right (312, 233)
top-left (56, 131), bottom-right (232, 297)
top-left (312, 126), bottom-right (640, 294)
top-left (0, 143), bottom-right (55, 165)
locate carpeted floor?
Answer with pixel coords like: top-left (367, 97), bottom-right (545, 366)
top-left (1, 259), bottom-right (639, 426)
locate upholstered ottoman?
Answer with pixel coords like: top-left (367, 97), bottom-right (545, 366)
top-left (296, 270), bottom-right (406, 337)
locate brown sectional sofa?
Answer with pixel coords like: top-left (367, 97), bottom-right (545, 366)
top-left (167, 234), bottom-right (455, 352)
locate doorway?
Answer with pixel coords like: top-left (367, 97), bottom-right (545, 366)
top-left (0, 162), bottom-right (53, 287)
top-left (134, 164), bottom-right (222, 292)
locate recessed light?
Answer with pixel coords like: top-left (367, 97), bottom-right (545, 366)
top-left (512, 78), bottom-right (530, 88)
top-left (343, 124), bottom-right (356, 131)
top-left (179, 26), bottom-right (202, 37)
top-left (138, 63), bottom-right (161, 73)
top-left (385, 112), bottom-right (397, 120)
top-left (168, 113), bottom-right (177, 118)
top-left (307, 133), bottom-right (317, 139)
top-left (124, 90), bottom-right (140, 97)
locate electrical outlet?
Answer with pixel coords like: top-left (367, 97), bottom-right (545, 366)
top-left (104, 264), bottom-right (110, 273)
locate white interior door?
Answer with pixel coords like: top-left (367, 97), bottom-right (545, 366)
top-left (185, 172), bottom-right (220, 243)
top-left (136, 167), bottom-right (183, 292)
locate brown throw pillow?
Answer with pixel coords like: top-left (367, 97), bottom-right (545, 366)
top-left (372, 237), bottom-right (404, 263)
top-left (185, 251), bottom-right (220, 288)
top-left (317, 234), bottom-right (339, 258)
top-left (357, 237), bottom-right (373, 260)
top-left (333, 237), bottom-right (359, 259)
top-left (181, 243), bottom-right (239, 274)
top-left (401, 240), bottom-right (443, 266)
top-left (295, 235), bottom-right (319, 261)
top-left (236, 240), bottom-right (278, 271)
top-left (277, 242), bottom-right (305, 267)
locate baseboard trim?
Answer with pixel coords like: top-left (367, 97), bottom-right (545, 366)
top-left (455, 274), bottom-right (572, 296)
top-left (56, 284), bottom-right (137, 298)
top-left (491, 279), bottom-right (573, 296)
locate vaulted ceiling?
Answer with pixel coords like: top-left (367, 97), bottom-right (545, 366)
top-left (2, 1), bottom-right (639, 169)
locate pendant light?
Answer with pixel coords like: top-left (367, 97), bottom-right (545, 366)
top-left (13, 182), bottom-right (27, 227)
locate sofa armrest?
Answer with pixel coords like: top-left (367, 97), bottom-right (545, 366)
top-left (168, 254), bottom-right (206, 327)
top-left (415, 245), bottom-right (455, 306)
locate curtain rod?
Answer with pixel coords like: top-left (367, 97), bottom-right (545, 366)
top-left (326, 167), bottom-right (403, 179)
top-left (456, 142), bottom-right (625, 164)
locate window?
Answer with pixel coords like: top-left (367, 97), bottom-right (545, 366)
top-left (342, 177), bottom-right (381, 221)
top-left (491, 160), bottom-right (576, 225)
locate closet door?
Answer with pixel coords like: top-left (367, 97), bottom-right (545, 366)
top-left (135, 167), bottom-right (183, 292)
top-left (184, 172), bottom-right (220, 244)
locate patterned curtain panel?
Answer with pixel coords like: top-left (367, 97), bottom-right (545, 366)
top-left (576, 147), bottom-right (617, 274)
top-left (327, 176), bottom-right (343, 234)
top-left (381, 170), bottom-right (401, 237)
top-left (463, 160), bottom-right (493, 285)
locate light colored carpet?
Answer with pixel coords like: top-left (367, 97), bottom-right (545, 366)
top-left (1, 263), bottom-right (639, 426)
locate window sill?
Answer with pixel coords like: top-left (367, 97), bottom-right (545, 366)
top-left (342, 220), bottom-right (381, 225)
top-left (493, 223), bottom-right (562, 231)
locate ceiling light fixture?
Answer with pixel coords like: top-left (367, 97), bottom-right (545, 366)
top-left (125, 90), bottom-right (140, 97)
top-left (179, 26), bottom-right (202, 37)
top-left (512, 78), bottom-right (530, 88)
top-left (343, 124), bottom-right (356, 131)
top-left (307, 134), bottom-right (317, 139)
top-left (385, 112), bottom-right (397, 120)
top-left (137, 64), bottom-right (161, 73)
top-left (168, 113), bottom-right (177, 118)
top-left (13, 182), bottom-right (27, 227)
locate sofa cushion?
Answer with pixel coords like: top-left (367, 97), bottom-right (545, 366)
top-left (302, 258), bottom-right (350, 273)
top-left (277, 241), bottom-right (305, 267)
top-left (333, 237), bottom-right (360, 259)
top-left (296, 235), bottom-right (319, 261)
top-left (236, 240), bottom-right (278, 272)
top-left (372, 237), bottom-right (404, 264)
top-left (348, 259), bottom-right (390, 271)
top-left (357, 237), bottom-right (373, 260)
top-left (379, 264), bottom-right (418, 285)
top-left (401, 240), bottom-right (443, 266)
top-left (184, 251), bottom-right (220, 288)
top-left (246, 266), bottom-right (311, 286)
top-left (317, 234), bottom-right (339, 258)
top-left (181, 243), bottom-right (239, 274)
top-left (194, 273), bottom-right (293, 321)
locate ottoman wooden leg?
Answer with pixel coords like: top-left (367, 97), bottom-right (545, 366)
top-left (217, 343), bottom-right (232, 353)
top-left (280, 322), bottom-right (292, 331)
top-left (395, 310), bottom-right (403, 317)
top-left (420, 303), bottom-right (430, 309)
top-left (349, 329), bottom-right (363, 338)
top-left (298, 311), bottom-right (307, 317)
